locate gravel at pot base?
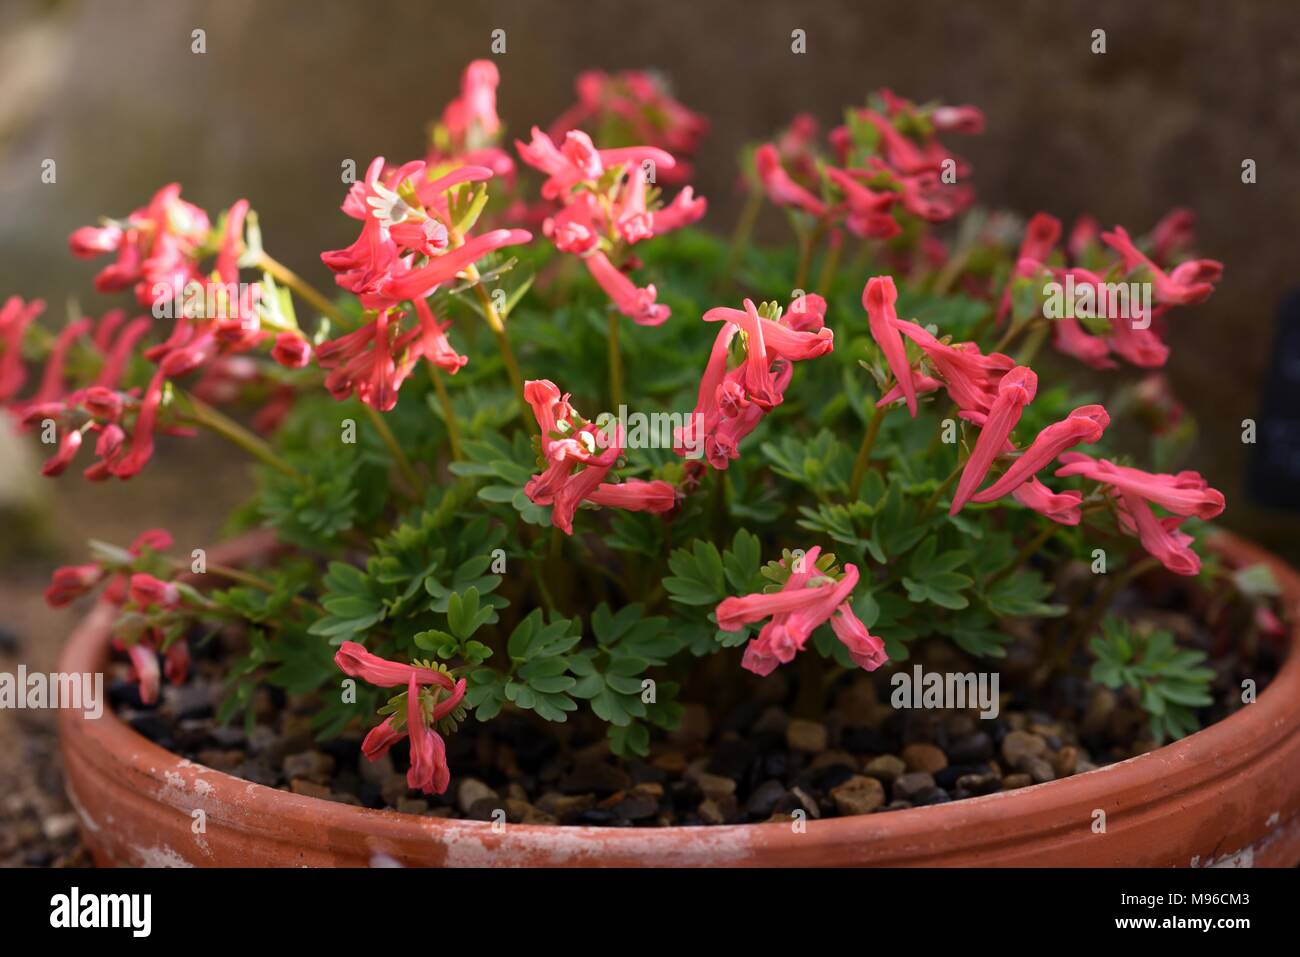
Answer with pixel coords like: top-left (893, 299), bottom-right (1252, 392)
top-left (0, 708), bottom-right (91, 866)
top-left (111, 601), bottom-right (1282, 828)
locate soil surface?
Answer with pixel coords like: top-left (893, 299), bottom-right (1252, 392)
top-left (111, 591), bottom-right (1282, 828)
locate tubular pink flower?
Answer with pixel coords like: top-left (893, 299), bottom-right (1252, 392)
top-left (997, 212), bottom-right (1060, 325)
top-left (1150, 208), bottom-right (1196, 265)
top-left (406, 674), bottom-right (452, 795)
top-left (1053, 314), bottom-right (1115, 369)
top-left (1010, 477), bottom-right (1084, 525)
top-left (829, 604), bottom-right (889, 671)
top-left (970, 404), bottom-right (1110, 504)
top-left (334, 640), bottom-right (455, 690)
top-left (129, 572), bottom-right (180, 609)
top-left (1115, 493), bottom-right (1201, 576)
top-left (930, 105), bottom-right (985, 134)
top-left (1055, 453), bottom-right (1225, 519)
top-left (863, 275), bottom-right (916, 416)
top-left (652, 186), bottom-right (708, 233)
top-left (44, 564), bottom-right (104, 607)
top-left (271, 332), bottom-right (312, 369)
top-left (40, 429), bottom-right (83, 477)
top-left (754, 144), bottom-right (826, 217)
top-left (1100, 225), bottom-right (1221, 306)
top-left (164, 640), bottom-right (191, 686)
top-left (0, 296), bottom-right (46, 402)
top-left (361, 716), bottom-right (405, 762)
top-left (586, 479), bottom-right (677, 513)
top-left (384, 228), bottom-right (532, 303)
top-left (950, 365), bottom-right (1038, 515)
top-left (128, 642), bottom-right (161, 706)
top-left (583, 250), bottom-right (670, 326)
top-left (894, 321), bottom-right (1014, 417)
top-left (441, 59), bottom-right (501, 144)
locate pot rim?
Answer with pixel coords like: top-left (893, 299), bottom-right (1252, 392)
top-left (57, 529), bottom-right (1300, 864)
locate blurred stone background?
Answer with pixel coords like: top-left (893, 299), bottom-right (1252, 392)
top-left (0, 0), bottom-right (1297, 859)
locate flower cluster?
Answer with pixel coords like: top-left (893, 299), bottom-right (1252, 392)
top-left (522, 379), bottom-right (677, 534)
top-left (517, 126), bottom-right (706, 325)
top-left (548, 69), bottom-right (708, 185)
top-left (1000, 210), bottom-right (1223, 370)
top-left (681, 293), bottom-right (834, 470)
top-left (753, 89), bottom-right (981, 245)
top-left (716, 546), bottom-right (886, 677)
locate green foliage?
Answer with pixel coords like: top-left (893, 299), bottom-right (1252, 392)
top-left (1090, 618), bottom-right (1215, 743)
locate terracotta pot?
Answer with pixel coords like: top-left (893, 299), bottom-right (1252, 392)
top-left (58, 531), bottom-right (1300, 867)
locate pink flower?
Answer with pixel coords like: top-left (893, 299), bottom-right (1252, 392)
top-left (586, 479), bottom-right (677, 514)
top-left (127, 642), bottom-right (161, 705)
top-left (716, 546), bottom-right (884, 677)
top-left (164, 640), bottom-right (191, 686)
top-left (44, 564), bottom-right (105, 607)
top-left (950, 365), bottom-right (1038, 515)
top-left (863, 275), bottom-right (916, 416)
top-left (894, 321), bottom-right (1015, 417)
top-left (584, 251), bottom-right (670, 326)
top-left (1149, 208), bottom-right (1196, 266)
top-left (1100, 225), bottom-right (1222, 306)
top-left (129, 572), bottom-right (180, 609)
top-left (969, 404), bottom-right (1110, 504)
top-left (1011, 477), bottom-right (1085, 525)
top-left (1054, 453), bottom-right (1225, 576)
top-left (0, 297), bottom-right (45, 402)
top-left (652, 186), bottom-right (708, 233)
top-left (754, 144), bottom-right (826, 217)
top-left (333, 641), bottom-right (456, 690)
top-left (996, 213), bottom-right (1060, 325)
top-left (405, 674), bottom-right (452, 795)
top-left (930, 104), bottom-right (985, 134)
top-left (441, 59), bottom-right (501, 146)
top-left (271, 332), bottom-right (312, 369)
top-left (1055, 453), bottom-right (1225, 519)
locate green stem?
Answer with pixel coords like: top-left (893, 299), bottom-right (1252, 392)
top-left (465, 265), bottom-right (534, 435)
top-left (989, 522), bottom-right (1058, 585)
top-left (920, 458), bottom-right (966, 519)
top-left (720, 188), bottom-right (764, 292)
top-left (711, 468), bottom-right (729, 547)
top-left (362, 403), bottom-right (421, 498)
top-left (257, 251), bottom-right (348, 326)
top-left (427, 365), bottom-right (463, 461)
top-left (190, 560), bottom-right (324, 615)
top-left (607, 309), bottom-right (623, 412)
top-left (181, 392), bottom-right (301, 479)
top-left (849, 402), bottom-right (889, 495)
top-left (793, 220), bottom-right (826, 292)
top-left (815, 233), bottom-right (843, 295)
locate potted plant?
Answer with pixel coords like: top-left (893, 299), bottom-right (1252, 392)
top-left (7, 63), bottom-right (1295, 866)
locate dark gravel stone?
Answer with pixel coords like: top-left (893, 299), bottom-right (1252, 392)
top-left (706, 737), bottom-right (756, 780)
top-left (109, 680), bottom-right (150, 711)
top-left (841, 726), bottom-right (890, 754)
top-left (947, 731), bottom-right (993, 764)
top-left (577, 808), bottom-right (618, 826)
top-left (559, 761), bottom-right (630, 794)
top-left (127, 713), bottom-right (173, 745)
top-left (813, 763), bottom-right (857, 792)
top-left (914, 787), bottom-right (952, 806)
top-left (745, 779), bottom-right (787, 818)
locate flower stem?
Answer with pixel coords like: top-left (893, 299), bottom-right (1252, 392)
top-left (180, 391), bottom-right (301, 480)
top-left (793, 220), bottom-right (826, 291)
top-left (849, 402), bottom-right (889, 495)
top-left (362, 403), bottom-right (421, 498)
top-left (607, 309), bottom-right (624, 412)
top-left (815, 233), bottom-right (842, 295)
top-left (720, 188), bottom-right (763, 292)
top-left (427, 365), bottom-right (463, 461)
top-left (989, 522), bottom-right (1058, 585)
top-left (1058, 555), bottom-right (1162, 671)
top-left (186, 559), bottom-right (325, 615)
top-left (920, 458), bottom-right (966, 518)
top-left (257, 251), bottom-right (348, 327)
top-left (464, 263), bottom-right (534, 434)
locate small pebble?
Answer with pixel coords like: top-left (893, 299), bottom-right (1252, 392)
top-left (830, 775), bottom-right (886, 816)
top-left (785, 719), bottom-right (828, 753)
